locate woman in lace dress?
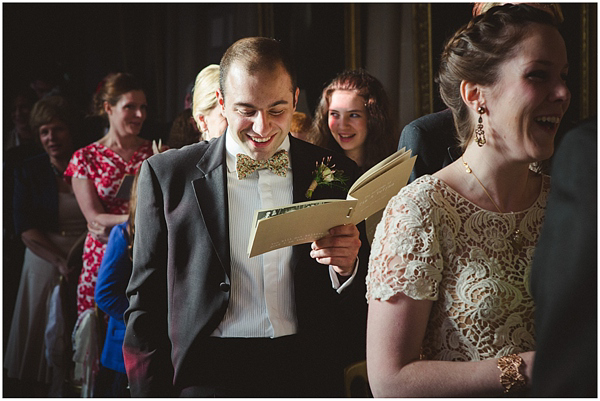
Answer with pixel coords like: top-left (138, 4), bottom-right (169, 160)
top-left (65, 73), bottom-right (154, 316)
top-left (366, 5), bottom-right (570, 397)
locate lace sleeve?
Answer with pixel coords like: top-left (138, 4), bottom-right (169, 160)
top-left (367, 184), bottom-right (444, 302)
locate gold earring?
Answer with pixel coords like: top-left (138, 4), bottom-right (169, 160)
top-left (475, 106), bottom-right (486, 147)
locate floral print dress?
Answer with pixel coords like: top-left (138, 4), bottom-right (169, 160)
top-left (65, 141), bottom-right (153, 316)
top-left (367, 174), bottom-right (550, 361)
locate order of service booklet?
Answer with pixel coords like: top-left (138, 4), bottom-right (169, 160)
top-left (247, 147), bottom-right (417, 257)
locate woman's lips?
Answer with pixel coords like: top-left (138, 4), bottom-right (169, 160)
top-left (337, 133), bottom-right (355, 142)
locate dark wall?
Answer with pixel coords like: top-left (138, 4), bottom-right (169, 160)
top-left (4, 3), bottom-right (595, 137)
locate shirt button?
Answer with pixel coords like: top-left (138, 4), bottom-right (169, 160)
top-left (219, 282), bottom-right (230, 292)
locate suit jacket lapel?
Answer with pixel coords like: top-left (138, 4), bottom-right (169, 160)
top-left (192, 136), bottom-right (231, 276)
top-left (290, 135), bottom-right (316, 204)
top-left (289, 135), bottom-right (323, 268)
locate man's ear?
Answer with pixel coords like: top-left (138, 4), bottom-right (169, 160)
top-left (460, 80), bottom-right (485, 112)
top-left (216, 89), bottom-right (226, 117)
top-left (292, 87), bottom-right (300, 111)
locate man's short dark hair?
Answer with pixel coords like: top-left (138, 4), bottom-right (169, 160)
top-left (219, 37), bottom-right (297, 102)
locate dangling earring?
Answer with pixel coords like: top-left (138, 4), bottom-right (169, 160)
top-left (474, 106), bottom-right (486, 147)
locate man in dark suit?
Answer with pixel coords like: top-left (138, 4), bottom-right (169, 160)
top-left (123, 37), bottom-right (368, 397)
top-left (397, 108), bottom-right (461, 183)
top-left (530, 118), bottom-right (597, 397)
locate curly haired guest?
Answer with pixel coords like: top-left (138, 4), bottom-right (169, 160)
top-left (366, 4), bottom-right (569, 397)
top-left (65, 72), bottom-right (154, 316)
top-left (313, 69), bottom-right (397, 174)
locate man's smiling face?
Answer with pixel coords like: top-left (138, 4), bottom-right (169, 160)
top-left (218, 62), bottom-right (298, 161)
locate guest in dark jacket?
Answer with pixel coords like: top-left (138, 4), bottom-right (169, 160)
top-left (397, 108), bottom-right (461, 183)
top-left (4, 96), bottom-right (87, 397)
top-left (531, 118), bottom-right (597, 397)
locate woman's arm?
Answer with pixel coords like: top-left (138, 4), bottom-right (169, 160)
top-left (366, 293), bottom-right (534, 397)
top-left (21, 228), bottom-right (71, 279)
top-left (71, 177), bottom-right (128, 228)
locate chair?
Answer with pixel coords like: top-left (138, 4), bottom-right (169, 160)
top-left (344, 360), bottom-right (372, 397)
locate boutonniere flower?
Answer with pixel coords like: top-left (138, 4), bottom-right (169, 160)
top-left (305, 156), bottom-right (348, 199)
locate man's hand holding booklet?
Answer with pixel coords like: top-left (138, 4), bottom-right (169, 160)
top-left (247, 148), bottom-right (417, 257)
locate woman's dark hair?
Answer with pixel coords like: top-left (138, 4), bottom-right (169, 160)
top-left (313, 69), bottom-right (397, 172)
top-left (437, 4), bottom-right (560, 150)
top-left (92, 72), bottom-right (144, 119)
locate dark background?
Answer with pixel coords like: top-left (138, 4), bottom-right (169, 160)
top-left (4, 3), bottom-right (596, 141)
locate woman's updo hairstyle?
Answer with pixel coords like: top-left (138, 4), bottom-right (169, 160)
top-left (436, 4), bottom-right (559, 150)
top-left (93, 72), bottom-right (144, 119)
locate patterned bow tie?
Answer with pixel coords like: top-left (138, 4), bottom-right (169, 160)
top-left (236, 150), bottom-right (289, 179)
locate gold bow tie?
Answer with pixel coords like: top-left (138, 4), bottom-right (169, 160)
top-left (236, 150), bottom-right (289, 179)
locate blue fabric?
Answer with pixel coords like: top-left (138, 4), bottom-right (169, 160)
top-left (95, 222), bottom-right (131, 373)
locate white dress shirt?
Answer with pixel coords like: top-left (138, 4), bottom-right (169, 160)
top-left (211, 130), bottom-right (357, 338)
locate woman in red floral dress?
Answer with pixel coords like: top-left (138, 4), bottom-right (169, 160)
top-left (65, 73), bottom-right (155, 316)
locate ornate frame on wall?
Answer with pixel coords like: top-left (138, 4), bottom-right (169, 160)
top-left (412, 3), bottom-right (433, 117)
top-left (345, 4), bottom-right (362, 70)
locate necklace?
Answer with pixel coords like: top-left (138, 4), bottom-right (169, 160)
top-left (461, 155), bottom-right (523, 251)
top-left (50, 162), bottom-right (64, 178)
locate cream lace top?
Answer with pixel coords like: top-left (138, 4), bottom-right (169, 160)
top-left (367, 174), bottom-right (550, 361)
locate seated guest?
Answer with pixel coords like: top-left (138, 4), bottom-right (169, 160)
top-left (313, 69), bottom-right (397, 174)
top-left (530, 118), bottom-right (597, 397)
top-left (366, 5), bottom-right (569, 396)
top-left (191, 64), bottom-right (227, 140)
top-left (4, 96), bottom-right (87, 396)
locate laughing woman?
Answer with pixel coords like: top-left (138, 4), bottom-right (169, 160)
top-left (313, 69), bottom-right (397, 174)
top-left (65, 72), bottom-right (154, 316)
top-left (366, 5), bottom-right (570, 397)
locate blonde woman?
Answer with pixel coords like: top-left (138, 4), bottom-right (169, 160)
top-left (192, 64), bottom-right (227, 140)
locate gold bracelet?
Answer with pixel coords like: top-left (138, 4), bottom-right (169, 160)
top-left (497, 354), bottom-right (527, 394)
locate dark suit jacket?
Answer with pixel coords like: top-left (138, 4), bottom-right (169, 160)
top-left (530, 118), bottom-right (597, 397)
top-left (398, 109), bottom-right (461, 183)
top-left (123, 134), bottom-right (369, 397)
top-left (13, 152), bottom-right (60, 235)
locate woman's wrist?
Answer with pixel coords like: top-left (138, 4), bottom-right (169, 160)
top-left (497, 354), bottom-right (527, 394)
